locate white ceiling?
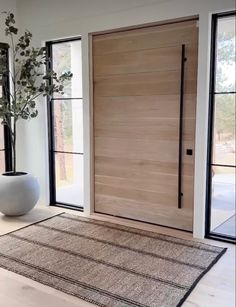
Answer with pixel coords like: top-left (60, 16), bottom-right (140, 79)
top-left (16, 0), bottom-right (171, 27)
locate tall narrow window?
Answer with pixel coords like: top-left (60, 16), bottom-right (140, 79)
top-left (0, 43), bottom-right (12, 173)
top-left (207, 12), bottom-right (236, 242)
top-left (47, 38), bottom-right (83, 210)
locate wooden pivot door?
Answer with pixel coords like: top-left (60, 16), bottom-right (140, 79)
top-left (92, 19), bottom-right (198, 231)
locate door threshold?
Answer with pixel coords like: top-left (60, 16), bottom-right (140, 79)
top-left (92, 211), bottom-right (193, 238)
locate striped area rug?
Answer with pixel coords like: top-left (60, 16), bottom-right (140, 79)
top-left (0, 213), bottom-right (226, 307)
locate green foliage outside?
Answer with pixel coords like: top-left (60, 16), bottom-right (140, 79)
top-left (53, 43), bottom-right (73, 147)
top-left (215, 31), bottom-right (235, 140)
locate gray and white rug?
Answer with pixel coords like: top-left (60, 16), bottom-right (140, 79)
top-left (0, 213), bottom-right (226, 307)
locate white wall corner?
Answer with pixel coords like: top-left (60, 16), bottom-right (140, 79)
top-left (193, 12), bottom-right (212, 239)
top-left (82, 33), bottom-right (93, 216)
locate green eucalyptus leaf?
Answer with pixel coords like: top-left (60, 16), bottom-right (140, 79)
top-left (0, 11), bottom-right (73, 172)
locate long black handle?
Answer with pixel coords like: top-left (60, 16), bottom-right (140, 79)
top-left (178, 44), bottom-right (187, 209)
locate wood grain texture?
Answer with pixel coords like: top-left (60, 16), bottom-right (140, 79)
top-left (94, 70), bottom-right (197, 97)
top-left (93, 19), bottom-right (198, 230)
top-left (93, 20), bottom-right (198, 55)
top-left (94, 45), bottom-right (198, 77)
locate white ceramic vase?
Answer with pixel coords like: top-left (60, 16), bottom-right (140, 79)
top-left (0, 172), bottom-right (40, 216)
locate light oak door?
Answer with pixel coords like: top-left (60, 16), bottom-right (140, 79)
top-left (92, 19), bottom-right (198, 231)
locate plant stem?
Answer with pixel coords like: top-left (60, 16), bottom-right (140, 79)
top-left (12, 118), bottom-right (16, 174)
top-left (10, 32), bottom-right (17, 174)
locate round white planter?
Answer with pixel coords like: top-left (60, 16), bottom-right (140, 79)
top-left (0, 172), bottom-right (40, 216)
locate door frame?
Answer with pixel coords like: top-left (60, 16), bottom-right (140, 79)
top-left (89, 16), bottom-right (199, 231)
top-left (0, 42), bottom-right (12, 172)
top-left (46, 37), bottom-right (84, 212)
top-left (205, 10), bottom-right (236, 244)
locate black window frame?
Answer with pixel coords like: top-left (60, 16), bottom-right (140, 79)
top-left (46, 37), bottom-right (84, 212)
top-left (0, 42), bottom-right (12, 173)
top-left (206, 11), bottom-right (236, 244)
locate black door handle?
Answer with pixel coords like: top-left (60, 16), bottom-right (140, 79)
top-left (178, 45), bottom-right (187, 209)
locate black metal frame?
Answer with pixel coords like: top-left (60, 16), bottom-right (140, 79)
top-left (46, 37), bottom-right (84, 211)
top-left (0, 42), bottom-right (12, 172)
top-left (206, 11), bottom-right (236, 244)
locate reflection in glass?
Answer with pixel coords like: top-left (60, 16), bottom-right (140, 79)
top-left (0, 47), bottom-right (7, 99)
top-left (0, 128), bottom-right (4, 149)
top-left (0, 151), bottom-right (4, 173)
top-left (210, 166), bottom-right (235, 237)
top-left (52, 40), bottom-right (82, 98)
top-left (215, 16), bottom-right (236, 93)
top-left (55, 153), bottom-right (83, 206)
top-left (213, 94), bottom-right (236, 165)
top-left (53, 99), bottom-right (83, 153)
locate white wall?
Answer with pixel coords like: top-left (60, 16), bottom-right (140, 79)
top-left (7, 0), bottom-right (236, 238)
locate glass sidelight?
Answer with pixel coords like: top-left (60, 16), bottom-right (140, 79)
top-left (0, 43), bottom-right (12, 173)
top-left (207, 12), bottom-right (236, 242)
top-left (0, 129), bottom-right (5, 173)
top-left (47, 38), bottom-right (83, 210)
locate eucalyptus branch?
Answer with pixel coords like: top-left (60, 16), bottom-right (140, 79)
top-left (19, 92), bottom-right (42, 114)
top-left (11, 50), bottom-right (17, 110)
top-left (0, 11), bottom-right (72, 173)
